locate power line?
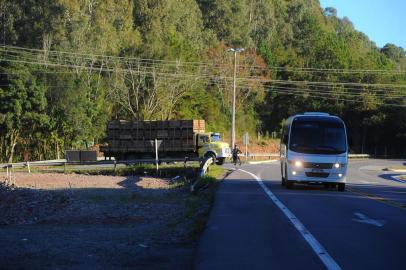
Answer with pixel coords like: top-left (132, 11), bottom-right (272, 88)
top-left (269, 90), bottom-right (406, 108)
top-left (1, 65), bottom-right (405, 98)
top-left (260, 79), bottom-right (406, 89)
top-left (1, 77), bottom-right (404, 108)
top-left (267, 86), bottom-right (405, 98)
top-left (2, 45), bottom-right (406, 75)
top-left (2, 55), bottom-right (406, 91)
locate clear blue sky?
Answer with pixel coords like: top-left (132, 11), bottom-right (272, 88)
top-left (319, 0), bottom-right (406, 49)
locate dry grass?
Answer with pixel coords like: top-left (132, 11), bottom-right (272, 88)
top-left (386, 166), bottom-right (406, 171)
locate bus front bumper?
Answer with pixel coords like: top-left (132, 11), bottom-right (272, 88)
top-left (287, 167), bottom-right (347, 183)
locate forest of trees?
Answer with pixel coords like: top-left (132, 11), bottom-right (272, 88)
top-left (0, 0), bottom-right (405, 162)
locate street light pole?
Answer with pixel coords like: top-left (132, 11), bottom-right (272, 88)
top-left (228, 48), bottom-right (244, 150)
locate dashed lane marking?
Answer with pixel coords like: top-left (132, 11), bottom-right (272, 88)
top-left (347, 187), bottom-right (406, 210)
top-left (239, 169), bottom-right (342, 270)
top-left (353, 212), bottom-right (385, 227)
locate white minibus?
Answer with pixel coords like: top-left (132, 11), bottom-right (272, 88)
top-left (280, 112), bottom-right (348, 191)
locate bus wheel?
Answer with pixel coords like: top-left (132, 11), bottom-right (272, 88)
top-left (337, 183), bottom-right (345, 192)
top-left (281, 165), bottom-right (286, 186)
top-left (285, 166), bottom-right (293, 189)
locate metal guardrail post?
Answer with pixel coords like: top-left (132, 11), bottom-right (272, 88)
top-left (184, 157), bottom-right (189, 168)
top-left (6, 164), bottom-right (15, 186)
top-left (26, 161), bottom-right (31, 173)
top-left (191, 157), bottom-right (214, 193)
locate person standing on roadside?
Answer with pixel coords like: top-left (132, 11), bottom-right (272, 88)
top-left (232, 144), bottom-right (242, 166)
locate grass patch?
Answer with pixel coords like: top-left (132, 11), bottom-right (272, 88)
top-left (191, 165), bottom-right (224, 191)
top-left (117, 163), bottom-right (199, 177)
top-left (1, 162), bottom-right (201, 179)
top-left (165, 165), bottom-right (226, 241)
top-left (84, 191), bottom-right (183, 204)
top-left (184, 165), bottom-right (226, 240)
top-left (386, 166), bottom-right (406, 171)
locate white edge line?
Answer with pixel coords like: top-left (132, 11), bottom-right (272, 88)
top-left (239, 169), bottom-right (342, 270)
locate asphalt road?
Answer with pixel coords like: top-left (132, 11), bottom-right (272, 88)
top-left (195, 159), bottom-right (406, 270)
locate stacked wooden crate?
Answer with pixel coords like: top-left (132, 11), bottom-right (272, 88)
top-left (105, 120), bottom-right (205, 154)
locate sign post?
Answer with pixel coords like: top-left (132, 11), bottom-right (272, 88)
top-left (155, 138), bottom-right (159, 173)
top-left (243, 132), bottom-right (249, 160)
top-left (149, 139), bottom-right (162, 174)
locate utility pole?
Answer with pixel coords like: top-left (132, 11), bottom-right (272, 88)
top-left (228, 47), bottom-right (244, 149)
top-left (1, 0), bottom-right (5, 46)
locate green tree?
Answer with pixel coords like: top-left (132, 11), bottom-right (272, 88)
top-left (0, 62), bottom-right (49, 162)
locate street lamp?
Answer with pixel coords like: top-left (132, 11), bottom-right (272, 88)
top-left (227, 47), bottom-right (244, 150)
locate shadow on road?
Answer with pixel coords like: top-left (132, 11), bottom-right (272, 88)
top-left (346, 182), bottom-right (406, 209)
top-left (257, 175), bottom-right (406, 206)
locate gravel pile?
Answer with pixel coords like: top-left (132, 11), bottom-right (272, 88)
top-left (0, 181), bottom-right (71, 225)
top-left (0, 175), bottom-right (188, 234)
top-left (0, 173), bottom-right (212, 269)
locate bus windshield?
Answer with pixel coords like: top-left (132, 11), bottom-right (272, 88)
top-left (289, 120), bottom-right (346, 154)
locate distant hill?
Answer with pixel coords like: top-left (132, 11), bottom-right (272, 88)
top-left (0, 0), bottom-right (405, 162)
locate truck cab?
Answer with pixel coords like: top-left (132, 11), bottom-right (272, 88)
top-left (197, 133), bottom-right (231, 165)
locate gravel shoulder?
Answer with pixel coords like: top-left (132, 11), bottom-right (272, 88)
top-left (0, 172), bottom-right (216, 270)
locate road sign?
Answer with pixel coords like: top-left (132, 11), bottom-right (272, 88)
top-left (243, 132), bottom-right (249, 160)
top-left (149, 140), bottom-right (163, 148)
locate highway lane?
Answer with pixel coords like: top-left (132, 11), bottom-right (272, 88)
top-left (346, 159), bottom-right (406, 207)
top-left (195, 159), bottom-right (406, 270)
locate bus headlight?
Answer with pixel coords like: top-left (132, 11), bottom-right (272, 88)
top-left (334, 163), bottom-right (340, 168)
top-left (294, 161), bottom-right (302, 168)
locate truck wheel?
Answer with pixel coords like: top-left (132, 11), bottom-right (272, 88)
top-left (216, 158), bottom-right (225, 165)
top-left (204, 152), bottom-right (216, 162)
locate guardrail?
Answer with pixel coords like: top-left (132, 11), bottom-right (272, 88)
top-left (0, 153), bottom-right (371, 172)
top-left (190, 157), bottom-right (214, 193)
top-left (0, 159), bottom-right (67, 169)
top-left (0, 157), bottom-right (202, 171)
top-left (348, 154), bottom-right (370, 158)
top-left (241, 153), bottom-right (370, 159)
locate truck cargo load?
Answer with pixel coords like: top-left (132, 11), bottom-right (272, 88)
top-left (100, 119), bottom-right (230, 164)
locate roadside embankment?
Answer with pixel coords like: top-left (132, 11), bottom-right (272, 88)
top-left (0, 164), bottom-right (225, 269)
